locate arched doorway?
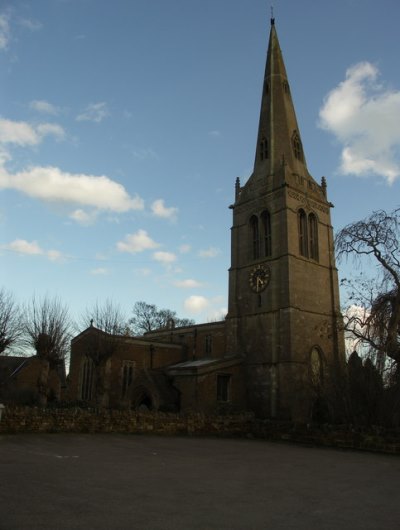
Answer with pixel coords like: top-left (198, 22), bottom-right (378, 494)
top-left (136, 394), bottom-right (153, 411)
top-left (309, 347), bottom-right (330, 423)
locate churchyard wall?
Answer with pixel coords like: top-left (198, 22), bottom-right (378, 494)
top-left (0, 406), bottom-right (399, 454)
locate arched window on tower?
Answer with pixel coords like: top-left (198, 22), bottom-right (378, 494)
top-left (259, 137), bottom-right (268, 161)
top-left (308, 213), bottom-right (319, 261)
top-left (261, 209), bottom-right (272, 257)
top-left (250, 215), bottom-right (260, 260)
top-left (292, 131), bottom-right (303, 161)
top-left (298, 209), bottom-right (308, 257)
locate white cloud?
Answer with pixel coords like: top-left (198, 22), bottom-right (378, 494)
top-left (7, 239), bottom-right (42, 255)
top-left (183, 294), bottom-right (226, 320)
top-left (76, 102), bottom-right (109, 123)
top-left (0, 13), bottom-right (10, 50)
top-left (30, 100), bottom-right (60, 115)
top-left (18, 18), bottom-right (42, 31)
top-left (69, 209), bottom-right (98, 225)
top-left (184, 295), bottom-right (209, 315)
top-left (206, 307), bottom-right (227, 322)
top-left (0, 147), bottom-right (11, 166)
top-left (319, 62), bottom-right (400, 184)
top-left (4, 239), bottom-right (64, 261)
top-left (208, 130), bottom-right (221, 137)
top-left (179, 244), bottom-right (191, 254)
top-left (0, 165), bottom-right (144, 212)
top-left (153, 251), bottom-right (177, 264)
top-left (90, 267), bottom-right (108, 276)
top-left (47, 249), bottom-right (64, 262)
top-left (173, 279), bottom-right (202, 289)
top-left (0, 116), bottom-right (143, 219)
top-left (151, 199), bottom-right (178, 221)
top-left (117, 229), bottom-right (160, 253)
top-left (135, 267), bottom-right (152, 276)
top-left (36, 123), bottom-right (65, 141)
top-left (0, 118), bottom-right (40, 146)
top-left (198, 246), bottom-right (221, 258)
top-left (0, 117), bottom-right (65, 145)
top-left (131, 147), bottom-right (158, 160)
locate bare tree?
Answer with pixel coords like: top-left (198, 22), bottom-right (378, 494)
top-left (81, 299), bottom-right (128, 336)
top-left (0, 288), bottom-right (23, 355)
top-left (335, 208), bottom-right (400, 371)
top-left (130, 301), bottom-right (194, 335)
top-left (80, 299), bottom-right (128, 407)
top-left (23, 296), bottom-right (71, 405)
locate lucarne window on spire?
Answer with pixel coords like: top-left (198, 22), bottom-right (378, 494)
top-left (283, 80), bottom-right (290, 94)
top-left (292, 131), bottom-right (303, 161)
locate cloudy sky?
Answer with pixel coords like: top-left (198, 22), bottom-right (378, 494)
top-left (1, 0), bottom-right (400, 325)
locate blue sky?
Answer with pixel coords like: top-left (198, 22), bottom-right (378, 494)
top-left (1, 0), bottom-right (400, 326)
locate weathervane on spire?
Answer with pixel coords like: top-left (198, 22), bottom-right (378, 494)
top-left (270, 4), bottom-right (275, 25)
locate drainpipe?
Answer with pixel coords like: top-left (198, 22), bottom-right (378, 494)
top-left (0, 403), bottom-right (5, 422)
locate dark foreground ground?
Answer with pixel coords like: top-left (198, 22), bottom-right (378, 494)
top-left (0, 434), bottom-right (399, 530)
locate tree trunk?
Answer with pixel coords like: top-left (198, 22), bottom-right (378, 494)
top-left (37, 358), bottom-right (50, 406)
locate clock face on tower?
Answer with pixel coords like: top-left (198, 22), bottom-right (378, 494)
top-left (249, 265), bottom-right (270, 293)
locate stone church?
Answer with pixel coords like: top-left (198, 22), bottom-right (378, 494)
top-left (68, 18), bottom-right (345, 421)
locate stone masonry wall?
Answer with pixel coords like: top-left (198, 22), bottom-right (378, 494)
top-left (0, 406), bottom-right (399, 454)
top-left (0, 406), bottom-right (254, 437)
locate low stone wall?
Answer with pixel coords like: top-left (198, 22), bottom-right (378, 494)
top-left (0, 406), bottom-right (254, 437)
top-left (1, 406), bottom-right (399, 454)
top-left (252, 421), bottom-right (400, 455)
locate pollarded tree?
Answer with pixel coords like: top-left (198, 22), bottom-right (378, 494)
top-left (23, 296), bottom-right (71, 405)
top-left (130, 301), bottom-right (194, 336)
top-left (335, 207), bottom-right (400, 372)
top-left (0, 288), bottom-right (23, 355)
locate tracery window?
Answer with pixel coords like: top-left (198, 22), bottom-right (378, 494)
top-left (308, 213), bottom-right (319, 261)
top-left (298, 209), bottom-right (308, 257)
top-left (80, 356), bottom-right (94, 401)
top-left (298, 210), bottom-right (319, 261)
top-left (292, 131), bottom-right (303, 161)
top-left (121, 361), bottom-right (135, 398)
top-left (261, 209), bottom-right (272, 257)
top-left (250, 215), bottom-right (260, 260)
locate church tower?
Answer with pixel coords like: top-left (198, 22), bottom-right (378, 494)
top-left (226, 18), bottom-right (345, 420)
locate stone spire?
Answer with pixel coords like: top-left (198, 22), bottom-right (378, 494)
top-left (253, 18), bottom-right (309, 180)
